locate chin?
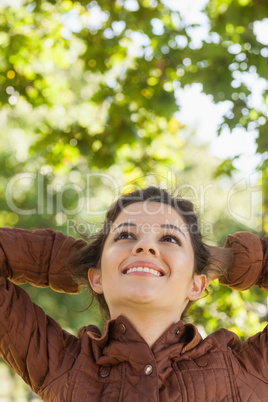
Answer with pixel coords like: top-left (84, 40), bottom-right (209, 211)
top-left (125, 288), bottom-right (159, 304)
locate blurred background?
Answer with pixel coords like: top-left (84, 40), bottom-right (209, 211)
top-left (0, 0), bottom-right (267, 399)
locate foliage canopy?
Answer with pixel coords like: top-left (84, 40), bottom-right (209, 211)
top-left (1, 0), bottom-right (268, 164)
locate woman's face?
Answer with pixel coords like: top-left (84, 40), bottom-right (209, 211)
top-left (88, 201), bottom-right (206, 321)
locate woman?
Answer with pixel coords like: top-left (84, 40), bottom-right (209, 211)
top-left (0, 186), bottom-right (267, 401)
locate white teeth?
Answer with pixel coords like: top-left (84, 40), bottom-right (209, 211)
top-left (125, 266), bottom-right (161, 277)
top-left (144, 267), bottom-right (150, 273)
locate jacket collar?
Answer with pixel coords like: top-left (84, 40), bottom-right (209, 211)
top-left (85, 315), bottom-right (203, 368)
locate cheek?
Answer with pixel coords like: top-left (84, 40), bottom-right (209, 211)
top-left (104, 242), bottom-right (130, 261)
top-left (184, 242), bottom-right (195, 268)
top-left (172, 249), bottom-right (195, 275)
top-left (100, 245), bottom-right (122, 274)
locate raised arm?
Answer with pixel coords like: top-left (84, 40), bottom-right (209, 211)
top-left (209, 231), bottom-right (268, 290)
top-left (210, 232), bottom-right (268, 393)
top-left (0, 228), bottom-right (89, 397)
top-left (0, 227), bottom-right (87, 293)
top-left (0, 276), bottom-right (81, 398)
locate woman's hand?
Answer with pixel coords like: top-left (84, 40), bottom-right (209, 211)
top-left (206, 246), bottom-right (233, 286)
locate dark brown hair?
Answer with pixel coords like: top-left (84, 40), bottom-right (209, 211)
top-left (69, 186), bottom-right (210, 320)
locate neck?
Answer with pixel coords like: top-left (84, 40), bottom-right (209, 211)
top-left (112, 308), bottom-right (182, 347)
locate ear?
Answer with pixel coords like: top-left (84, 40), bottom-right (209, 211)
top-left (187, 274), bottom-right (207, 301)
top-left (88, 268), bottom-right (103, 294)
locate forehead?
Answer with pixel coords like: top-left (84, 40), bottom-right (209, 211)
top-left (114, 201), bottom-right (186, 227)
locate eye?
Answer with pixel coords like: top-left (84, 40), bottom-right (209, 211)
top-left (115, 231), bottom-right (136, 241)
top-left (162, 235), bottom-right (182, 246)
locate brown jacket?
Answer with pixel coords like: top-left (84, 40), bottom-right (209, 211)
top-left (0, 228), bottom-right (267, 401)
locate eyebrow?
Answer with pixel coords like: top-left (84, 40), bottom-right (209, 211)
top-left (114, 222), bottom-right (136, 231)
top-left (160, 224), bottom-right (186, 238)
top-left (114, 222), bottom-right (186, 238)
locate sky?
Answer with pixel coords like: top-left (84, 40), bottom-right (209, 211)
top-left (44, 0), bottom-right (268, 176)
top-left (3, 0), bottom-right (267, 175)
top-left (164, 0), bottom-right (267, 175)
top-left (121, 0), bottom-right (267, 175)
top-left (175, 84), bottom-right (262, 175)
top-left (70, 0), bottom-right (267, 175)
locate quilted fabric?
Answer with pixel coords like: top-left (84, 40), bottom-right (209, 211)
top-left (0, 228), bottom-right (267, 401)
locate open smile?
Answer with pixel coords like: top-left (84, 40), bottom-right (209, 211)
top-left (124, 266), bottom-right (162, 277)
top-left (122, 261), bottom-right (165, 277)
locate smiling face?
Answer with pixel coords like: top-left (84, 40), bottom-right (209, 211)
top-left (88, 201), bottom-right (206, 321)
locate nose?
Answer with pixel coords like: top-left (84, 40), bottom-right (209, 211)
top-left (132, 236), bottom-right (159, 257)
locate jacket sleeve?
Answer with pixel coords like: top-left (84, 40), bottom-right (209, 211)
top-left (219, 232), bottom-right (268, 391)
top-left (219, 231), bottom-right (268, 291)
top-left (0, 276), bottom-right (81, 397)
top-left (0, 227), bottom-right (88, 293)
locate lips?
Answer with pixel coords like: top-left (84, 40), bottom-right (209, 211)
top-left (122, 261), bottom-right (164, 277)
